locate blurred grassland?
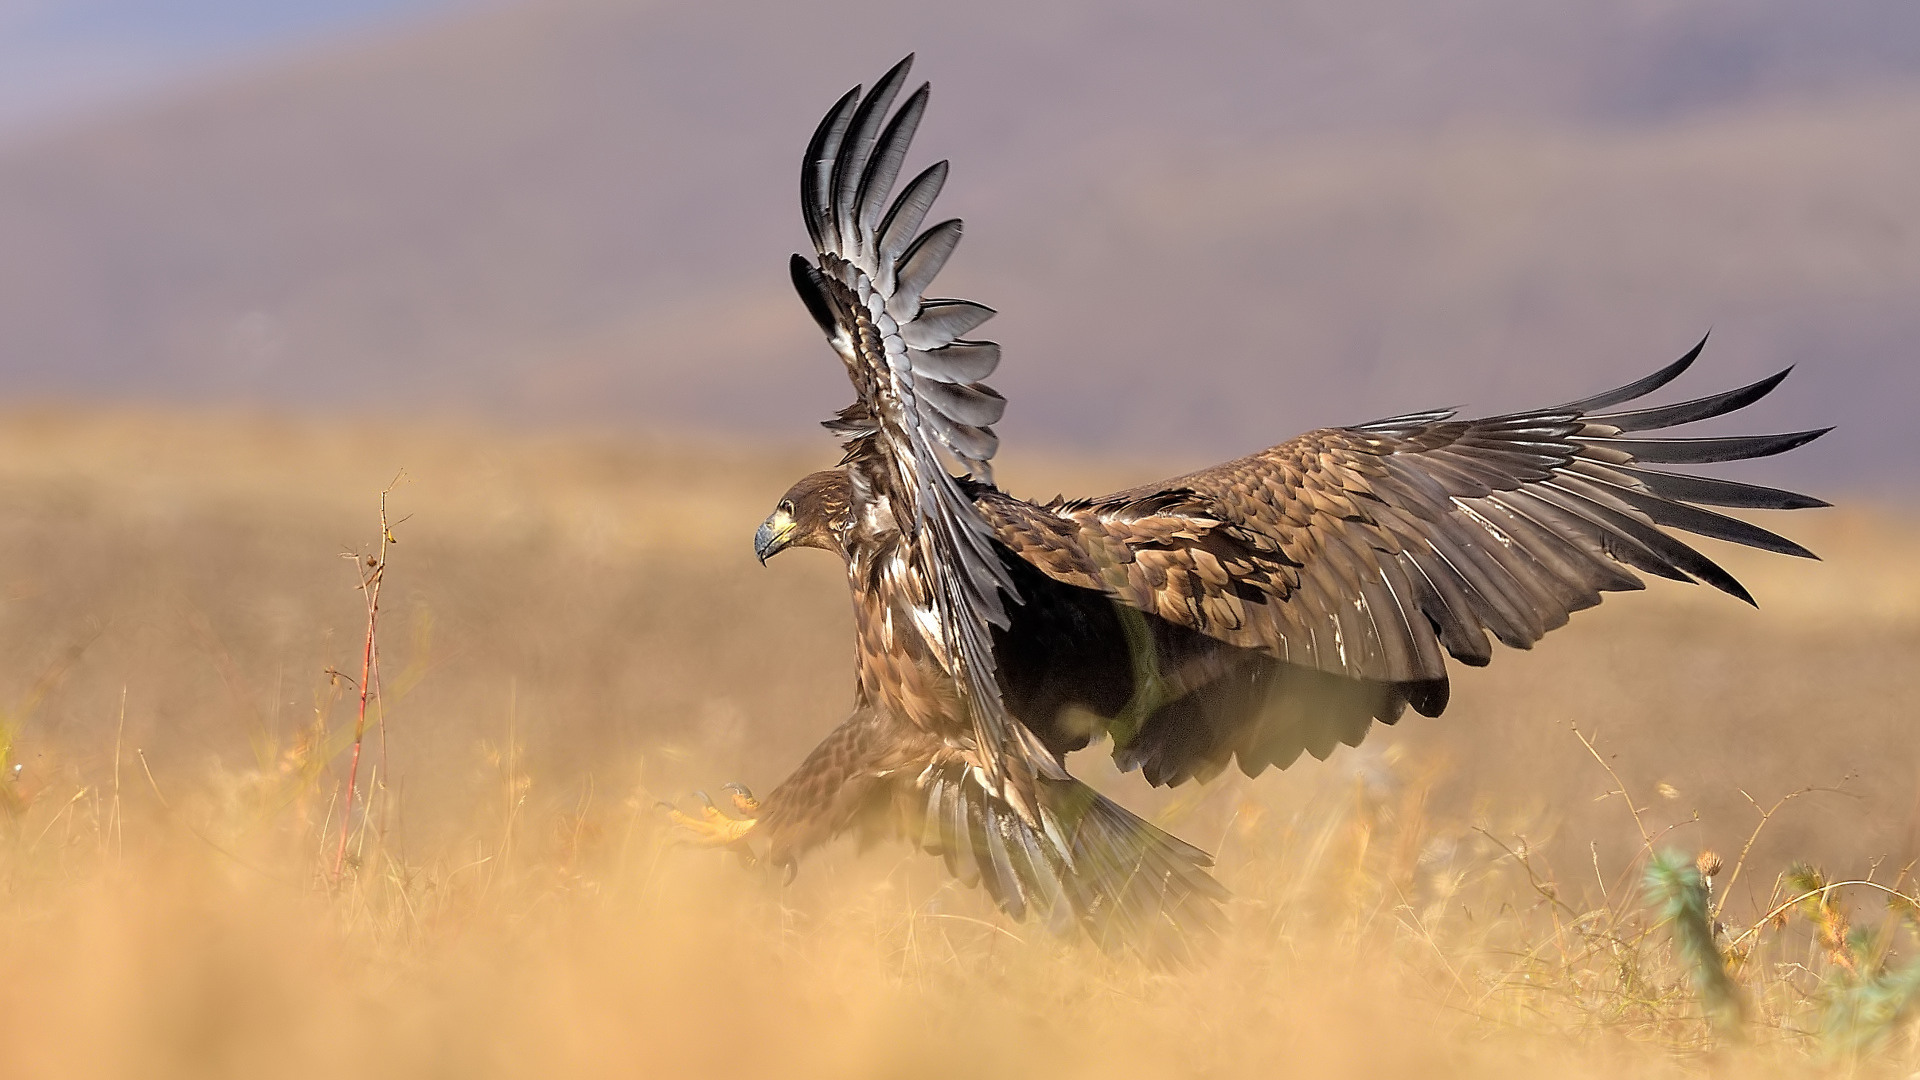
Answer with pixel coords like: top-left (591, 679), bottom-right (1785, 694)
top-left (0, 407), bottom-right (1917, 1077)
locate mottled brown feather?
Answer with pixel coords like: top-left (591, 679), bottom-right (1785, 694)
top-left (976, 396), bottom-right (1821, 698)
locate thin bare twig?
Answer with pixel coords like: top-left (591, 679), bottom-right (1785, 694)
top-left (1570, 721), bottom-right (1650, 848)
top-left (333, 472), bottom-right (404, 886)
top-left (109, 685), bottom-right (125, 859)
top-left (136, 748), bottom-right (168, 809)
top-left (1727, 879), bottom-right (1920, 951)
top-left (1715, 782), bottom-right (1856, 921)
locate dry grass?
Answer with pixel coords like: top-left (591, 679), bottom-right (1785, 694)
top-left (0, 407), bottom-right (1916, 1078)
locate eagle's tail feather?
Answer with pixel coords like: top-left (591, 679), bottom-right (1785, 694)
top-left (914, 762), bottom-right (1227, 959)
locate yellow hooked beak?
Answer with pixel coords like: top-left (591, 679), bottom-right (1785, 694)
top-left (754, 508), bottom-right (797, 564)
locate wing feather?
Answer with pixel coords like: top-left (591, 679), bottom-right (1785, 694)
top-left (802, 89), bottom-right (861, 251)
top-left (1608, 465), bottom-right (1828, 511)
top-left (1555, 333), bottom-right (1706, 412)
top-left (1592, 368), bottom-right (1791, 432)
top-left (987, 339), bottom-right (1825, 694)
top-left (909, 339), bottom-right (1000, 382)
top-left (792, 57), bottom-right (1030, 795)
top-left (1587, 430), bottom-right (1831, 464)
top-left (830, 57), bottom-right (912, 253)
top-left (891, 219), bottom-right (964, 319)
top-left (878, 162), bottom-right (948, 265)
top-left (902, 301), bottom-right (997, 351)
top-left (919, 378), bottom-right (1007, 426)
top-left (855, 85), bottom-right (930, 242)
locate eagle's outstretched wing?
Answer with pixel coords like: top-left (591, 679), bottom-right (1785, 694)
top-left (982, 339), bottom-right (1828, 781)
top-left (785, 57), bottom-right (1032, 788)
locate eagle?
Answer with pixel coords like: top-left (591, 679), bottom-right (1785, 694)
top-left (667, 56), bottom-right (1828, 954)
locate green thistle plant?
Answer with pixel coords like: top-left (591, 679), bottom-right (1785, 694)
top-left (1817, 927), bottom-right (1920, 1057)
top-left (1646, 849), bottom-right (1745, 1040)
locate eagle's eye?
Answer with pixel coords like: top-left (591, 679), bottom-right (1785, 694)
top-left (779, 500), bottom-right (796, 516)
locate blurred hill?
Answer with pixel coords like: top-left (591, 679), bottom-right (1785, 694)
top-left (0, 0), bottom-right (1914, 489)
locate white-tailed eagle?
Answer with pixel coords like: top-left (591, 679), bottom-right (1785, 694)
top-left (668, 57), bottom-right (1829, 957)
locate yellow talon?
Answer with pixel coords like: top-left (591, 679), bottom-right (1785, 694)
top-left (661, 788), bottom-right (759, 847)
top-left (699, 793), bottom-right (733, 826)
top-left (724, 782), bottom-right (761, 816)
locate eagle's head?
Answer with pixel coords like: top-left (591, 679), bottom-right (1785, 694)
top-left (755, 469), bottom-right (853, 564)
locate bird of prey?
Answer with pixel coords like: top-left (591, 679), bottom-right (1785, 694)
top-left (667, 56), bottom-right (1828, 953)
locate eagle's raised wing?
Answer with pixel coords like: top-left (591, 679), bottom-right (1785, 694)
top-left (986, 337), bottom-right (1828, 701)
top-left (786, 57), bottom-right (1031, 787)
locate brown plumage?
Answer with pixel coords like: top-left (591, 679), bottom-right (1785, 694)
top-left (694, 57), bottom-right (1829, 954)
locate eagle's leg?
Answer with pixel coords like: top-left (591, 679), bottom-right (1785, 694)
top-left (1108, 602), bottom-right (1179, 749)
top-left (659, 787), bottom-right (758, 848)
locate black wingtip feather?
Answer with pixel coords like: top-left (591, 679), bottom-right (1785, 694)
top-left (1402, 677), bottom-right (1450, 717)
top-left (1592, 366), bottom-right (1794, 433)
top-left (877, 160), bottom-right (949, 263)
top-left (789, 254), bottom-right (837, 337)
top-left (854, 83), bottom-right (931, 239)
top-left (1560, 333), bottom-right (1709, 414)
top-left (1610, 465), bottom-right (1830, 510)
top-left (829, 57), bottom-right (916, 244)
top-left (1604, 484), bottom-right (1821, 560)
top-left (801, 87), bottom-right (862, 249)
top-left (1539, 479), bottom-right (1755, 602)
top-left (1592, 427), bottom-right (1832, 465)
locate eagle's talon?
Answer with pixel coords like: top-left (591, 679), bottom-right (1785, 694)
top-left (660, 789), bottom-right (759, 849)
top-left (693, 789), bottom-right (737, 826)
top-left (723, 782), bottom-right (761, 816)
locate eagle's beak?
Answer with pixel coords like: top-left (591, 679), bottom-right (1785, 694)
top-left (754, 509), bottom-right (796, 565)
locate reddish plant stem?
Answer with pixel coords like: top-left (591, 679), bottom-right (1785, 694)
top-left (332, 575), bottom-right (379, 884)
top-left (332, 484), bottom-right (396, 887)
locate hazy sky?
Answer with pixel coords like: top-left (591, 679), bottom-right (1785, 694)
top-left (0, 0), bottom-right (475, 134)
top-left (0, 0), bottom-right (1912, 491)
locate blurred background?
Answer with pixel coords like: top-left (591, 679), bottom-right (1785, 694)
top-left (0, 0), bottom-right (1913, 491)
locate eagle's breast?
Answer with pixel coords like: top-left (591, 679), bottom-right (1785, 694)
top-left (849, 533), bottom-right (965, 739)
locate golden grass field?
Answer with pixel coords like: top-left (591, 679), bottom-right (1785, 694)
top-left (0, 408), bottom-right (1916, 1078)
